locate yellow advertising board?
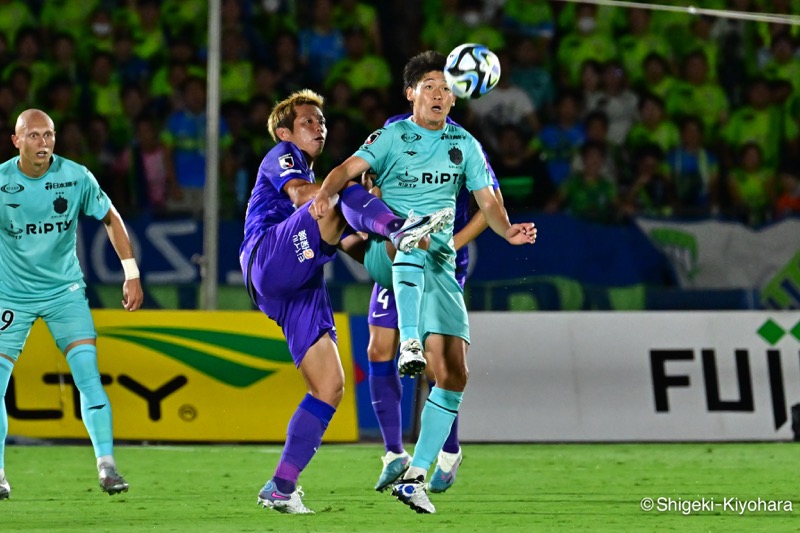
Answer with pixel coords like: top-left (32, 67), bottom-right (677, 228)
top-left (8, 311), bottom-right (358, 442)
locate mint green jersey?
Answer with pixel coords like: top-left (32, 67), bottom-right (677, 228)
top-left (0, 155), bottom-right (111, 300)
top-left (353, 119), bottom-right (493, 263)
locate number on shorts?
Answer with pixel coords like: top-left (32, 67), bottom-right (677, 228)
top-left (377, 288), bottom-right (390, 310)
top-left (0, 309), bottom-right (14, 331)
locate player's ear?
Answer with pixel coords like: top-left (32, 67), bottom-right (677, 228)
top-left (405, 86), bottom-right (414, 103)
top-left (275, 126), bottom-right (290, 141)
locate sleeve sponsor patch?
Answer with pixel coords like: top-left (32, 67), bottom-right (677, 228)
top-left (279, 153), bottom-right (295, 169)
top-left (365, 130), bottom-right (382, 145)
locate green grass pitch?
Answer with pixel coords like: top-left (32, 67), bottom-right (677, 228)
top-left (1, 442), bottom-right (797, 532)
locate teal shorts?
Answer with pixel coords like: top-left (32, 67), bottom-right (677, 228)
top-left (364, 238), bottom-right (470, 344)
top-left (0, 287), bottom-right (96, 360)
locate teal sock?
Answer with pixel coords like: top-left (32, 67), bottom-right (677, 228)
top-left (410, 387), bottom-right (463, 471)
top-left (0, 357), bottom-right (13, 470)
top-left (392, 249), bottom-right (425, 341)
top-left (66, 345), bottom-right (114, 458)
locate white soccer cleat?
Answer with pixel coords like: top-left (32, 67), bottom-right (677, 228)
top-left (98, 463), bottom-right (129, 495)
top-left (392, 475), bottom-right (435, 514)
top-left (428, 448), bottom-right (463, 493)
top-left (398, 338), bottom-right (426, 375)
top-left (257, 480), bottom-right (314, 514)
top-left (389, 207), bottom-right (455, 253)
top-left (0, 477), bottom-right (10, 500)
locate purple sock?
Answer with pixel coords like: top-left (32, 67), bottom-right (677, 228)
top-left (338, 183), bottom-right (404, 238)
top-left (429, 380), bottom-right (460, 453)
top-left (273, 394), bottom-right (336, 493)
top-left (370, 361), bottom-right (403, 454)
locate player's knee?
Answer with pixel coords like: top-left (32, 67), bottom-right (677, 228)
top-left (366, 342), bottom-right (395, 363)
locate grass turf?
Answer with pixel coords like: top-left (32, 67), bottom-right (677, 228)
top-left (1, 442), bottom-right (797, 532)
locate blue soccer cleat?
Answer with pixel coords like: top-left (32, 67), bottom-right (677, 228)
top-left (257, 480), bottom-right (314, 514)
top-left (374, 451), bottom-right (410, 492)
top-left (428, 448), bottom-right (462, 493)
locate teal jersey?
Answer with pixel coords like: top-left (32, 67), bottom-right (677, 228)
top-left (353, 119), bottom-right (493, 263)
top-left (0, 155), bottom-right (111, 300)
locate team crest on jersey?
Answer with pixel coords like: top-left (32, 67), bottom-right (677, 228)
top-left (448, 147), bottom-right (463, 165)
top-left (279, 154), bottom-right (295, 170)
top-left (365, 130), bottom-right (382, 145)
top-left (53, 195), bottom-right (68, 214)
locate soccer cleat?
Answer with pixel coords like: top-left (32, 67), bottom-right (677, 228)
top-left (392, 475), bottom-right (435, 514)
top-left (397, 338), bottom-right (425, 375)
top-left (374, 451), bottom-right (411, 492)
top-left (389, 207), bottom-right (455, 253)
top-left (257, 480), bottom-right (314, 514)
top-left (98, 463), bottom-right (129, 495)
top-left (0, 477), bottom-right (10, 500)
top-left (428, 448), bottom-right (463, 493)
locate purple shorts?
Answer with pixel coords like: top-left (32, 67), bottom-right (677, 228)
top-left (366, 269), bottom-right (466, 329)
top-left (244, 205), bottom-right (338, 366)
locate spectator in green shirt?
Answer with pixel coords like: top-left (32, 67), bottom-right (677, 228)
top-left (324, 26), bottom-right (392, 97)
top-left (617, 8), bottom-right (673, 84)
top-left (722, 77), bottom-right (799, 170)
top-left (556, 3), bottom-right (617, 87)
top-left (557, 140), bottom-right (619, 224)
top-left (727, 142), bottom-right (776, 226)
top-left (762, 33), bottom-right (800, 93)
top-left (220, 29), bottom-right (255, 105)
top-left (637, 52), bottom-right (676, 100)
top-left (3, 28), bottom-right (51, 98)
top-left (626, 92), bottom-right (680, 155)
top-left (622, 144), bottom-right (676, 219)
top-left (666, 50), bottom-right (729, 135)
top-left (0, 0), bottom-right (34, 48)
top-left (510, 36), bottom-right (555, 117)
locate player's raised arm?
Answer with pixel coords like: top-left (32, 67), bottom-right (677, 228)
top-left (473, 186), bottom-right (536, 245)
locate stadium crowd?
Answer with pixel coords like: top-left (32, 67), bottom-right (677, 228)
top-left (0, 0), bottom-right (799, 227)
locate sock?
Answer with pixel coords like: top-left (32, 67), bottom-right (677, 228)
top-left (66, 345), bottom-right (114, 458)
top-left (338, 183), bottom-right (403, 237)
top-left (429, 380), bottom-right (460, 454)
top-left (0, 357), bottom-right (13, 471)
top-left (273, 394), bottom-right (336, 494)
top-left (369, 361), bottom-right (403, 454)
top-left (410, 387), bottom-right (463, 473)
top-left (393, 249), bottom-right (425, 342)
top-left (97, 455), bottom-right (116, 470)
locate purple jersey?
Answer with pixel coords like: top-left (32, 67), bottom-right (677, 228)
top-left (240, 141), bottom-right (337, 366)
top-left (240, 141), bottom-right (314, 263)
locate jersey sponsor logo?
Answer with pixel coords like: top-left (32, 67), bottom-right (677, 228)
top-left (397, 170), bottom-right (419, 188)
top-left (365, 130), bottom-right (382, 145)
top-left (1, 183), bottom-right (24, 194)
top-left (279, 154), bottom-right (295, 170)
top-left (422, 172), bottom-right (460, 184)
top-left (24, 220), bottom-right (74, 235)
top-left (401, 132), bottom-right (421, 143)
top-left (44, 181), bottom-right (77, 190)
top-left (449, 147), bottom-right (463, 165)
top-left (3, 223), bottom-right (22, 239)
top-left (440, 133), bottom-right (465, 140)
top-left (53, 196), bottom-right (68, 214)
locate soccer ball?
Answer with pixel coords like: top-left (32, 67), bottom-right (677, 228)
top-left (444, 43), bottom-right (501, 99)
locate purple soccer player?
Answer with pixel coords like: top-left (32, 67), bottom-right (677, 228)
top-left (239, 89), bottom-right (451, 515)
top-left (368, 114), bottom-right (502, 494)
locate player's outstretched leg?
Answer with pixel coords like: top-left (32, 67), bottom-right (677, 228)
top-left (257, 480), bottom-right (314, 514)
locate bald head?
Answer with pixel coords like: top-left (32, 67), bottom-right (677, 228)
top-left (15, 109), bottom-right (54, 135)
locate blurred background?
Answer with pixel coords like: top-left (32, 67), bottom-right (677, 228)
top-left (1, 0), bottom-right (798, 312)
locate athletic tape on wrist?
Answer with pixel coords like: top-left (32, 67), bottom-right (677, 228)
top-left (121, 258), bottom-right (140, 280)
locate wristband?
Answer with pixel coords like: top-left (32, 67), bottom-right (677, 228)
top-left (121, 258), bottom-right (140, 280)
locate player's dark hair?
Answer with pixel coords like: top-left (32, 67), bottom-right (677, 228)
top-left (402, 50), bottom-right (446, 92)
